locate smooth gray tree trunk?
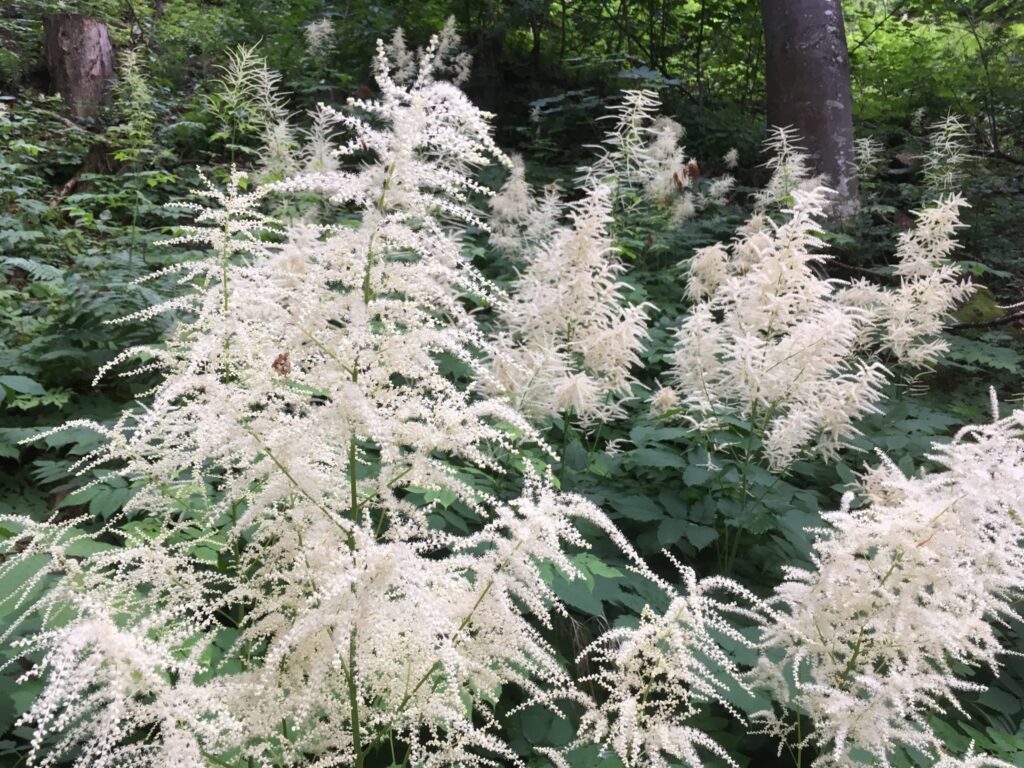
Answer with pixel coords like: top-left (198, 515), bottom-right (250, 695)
top-left (761, 0), bottom-right (859, 217)
top-left (43, 13), bottom-right (114, 119)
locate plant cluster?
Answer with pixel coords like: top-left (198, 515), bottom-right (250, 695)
top-left (1, 13), bottom-right (1024, 768)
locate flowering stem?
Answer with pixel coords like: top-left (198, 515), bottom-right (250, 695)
top-left (395, 578), bottom-right (496, 713)
top-left (558, 407), bottom-right (574, 488)
top-left (349, 437), bottom-right (360, 526)
top-left (346, 160), bottom-right (398, 529)
top-left (346, 627), bottom-right (365, 767)
top-left (232, 412), bottom-right (350, 535)
top-left (837, 550), bottom-right (903, 687)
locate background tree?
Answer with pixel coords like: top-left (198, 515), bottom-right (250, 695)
top-left (42, 12), bottom-right (114, 118)
top-left (761, 0), bottom-right (859, 216)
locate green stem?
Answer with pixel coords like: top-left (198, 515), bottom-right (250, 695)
top-left (837, 550), bottom-right (904, 686)
top-left (558, 408), bottom-right (574, 488)
top-left (346, 628), bottom-right (365, 768)
top-left (349, 437), bottom-right (360, 526)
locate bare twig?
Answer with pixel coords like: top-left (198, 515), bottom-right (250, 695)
top-left (983, 149), bottom-right (1024, 166)
top-left (49, 169), bottom-right (82, 207)
top-left (37, 109), bottom-right (90, 133)
top-left (849, 2), bottom-right (905, 56)
top-left (948, 310), bottom-right (1024, 331)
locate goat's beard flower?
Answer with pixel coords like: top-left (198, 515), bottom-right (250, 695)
top-left (490, 181), bottom-right (650, 426)
top-left (0, 29), bottom-right (606, 768)
top-left (574, 564), bottom-right (769, 768)
top-left (755, 126), bottom-right (823, 211)
top-left (837, 194), bottom-right (974, 369)
top-left (491, 88), bottom-right (752, 430)
top-left (755, 399), bottom-right (1024, 766)
top-left (581, 90), bottom-right (733, 220)
top-left (922, 113), bottom-right (971, 194)
top-left (488, 154), bottom-right (561, 259)
top-left (669, 127), bottom-right (973, 470)
top-left (853, 136), bottom-right (884, 178)
top-left (1, 27), bottom-right (757, 768)
top-left (670, 185), bottom-right (889, 470)
top-left (304, 17), bottom-right (334, 57)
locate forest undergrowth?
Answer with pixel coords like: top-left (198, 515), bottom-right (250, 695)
top-left (2, 8), bottom-right (1024, 768)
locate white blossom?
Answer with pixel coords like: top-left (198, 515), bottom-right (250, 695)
top-left (573, 564), bottom-right (769, 768)
top-left (492, 182), bottom-right (650, 426)
top-left (671, 186), bottom-right (889, 469)
top-left (304, 18), bottom-right (335, 58)
top-left (4, 31), bottom-right (586, 768)
top-left (838, 194), bottom-right (974, 368)
top-left (757, 401), bottom-right (1024, 765)
top-left (755, 126), bottom-right (822, 211)
top-left (922, 114), bottom-right (971, 193)
top-left (488, 155), bottom-right (562, 259)
top-left (672, 129), bottom-right (973, 469)
top-left (854, 136), bottom-right (884, 178)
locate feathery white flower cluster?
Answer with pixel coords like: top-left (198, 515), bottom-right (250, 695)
top-left (491, 181), bottom-right (650, 425)
top-left (0, 28), bottom-right (774, 768)
top-left (0, 26), bottom-right (763, 768)
top-left (757, 401), bottom-right (1024, 766)
top-left (489, 89), bottom-right (737, 426)
top-left (303, 105), bottom-right (340, 173)
top-left (670, 125), bottom-right (973, 469)
top-left (853, 136), bottom-right (885, 178)
top-left (671, 185), bottom-right (889, 470)
top-left (575, 566), bottom-right (767, 768)
top-left (755, 126), bottom-right (822, 211)
top-left (381, 17), bottom-right (472, 86)
top-left (922, 114), bottom-right (971, 193)
top-left (487, 154), bottom-right (561, 259)
top-left (838, 194), bottom-right (974, 368)
top-left (582, 90), bottom-right (732, 220)
top-left (211, 44), bottom-right (297, 179)
top-left (304, 17), bottom-right (335, 57)
top-left (2, 31), bottom-right (611, 768)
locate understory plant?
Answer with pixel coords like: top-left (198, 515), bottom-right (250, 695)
top-left (669, 132), bottom-right (974, 471)
top-left (756, 394), bottom-right (1024, 767)
top-left (0, 24), bottom-right (1022, 768)
top-left (0, 30), bottom-right (756, 768)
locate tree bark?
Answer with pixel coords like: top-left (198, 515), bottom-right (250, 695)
top-left (761, 0), bottom-right (859, 217)
top-left (43, 13), bottom-right (114, 120)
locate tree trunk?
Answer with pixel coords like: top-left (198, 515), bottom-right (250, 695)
top-left (43, 13), bottom-right (114, 120)
top-left (761, 0), bottom-right (859, 217)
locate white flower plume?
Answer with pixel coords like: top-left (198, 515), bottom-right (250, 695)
top-left (492, 181), bottom-right (650, 426)
top-left (757, 400), bottom-right (1024, 765)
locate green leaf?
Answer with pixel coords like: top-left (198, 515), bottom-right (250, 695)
top-left (0, 554), bottom-right (49, 620)
top-left (553, 574), bottom-right (602, 614)
top-left (0, 376), bottom-right (45, 396)
top-left (605, 492), bottom-right (662, 522)
top-left (685, 524), bottom-right (718, 549)
top-left (629, 447), bottom-right (685, 469)
top-left (683, 463), bottom-right (711, 486)
top-left (64, 537), bottom-right (116, 556)
top-left (571, 552), bottom-right (622, 580)
top-left (628, 425), bottom-right (689, 446)
top-left (657, 517), bottom-right (687, 546)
